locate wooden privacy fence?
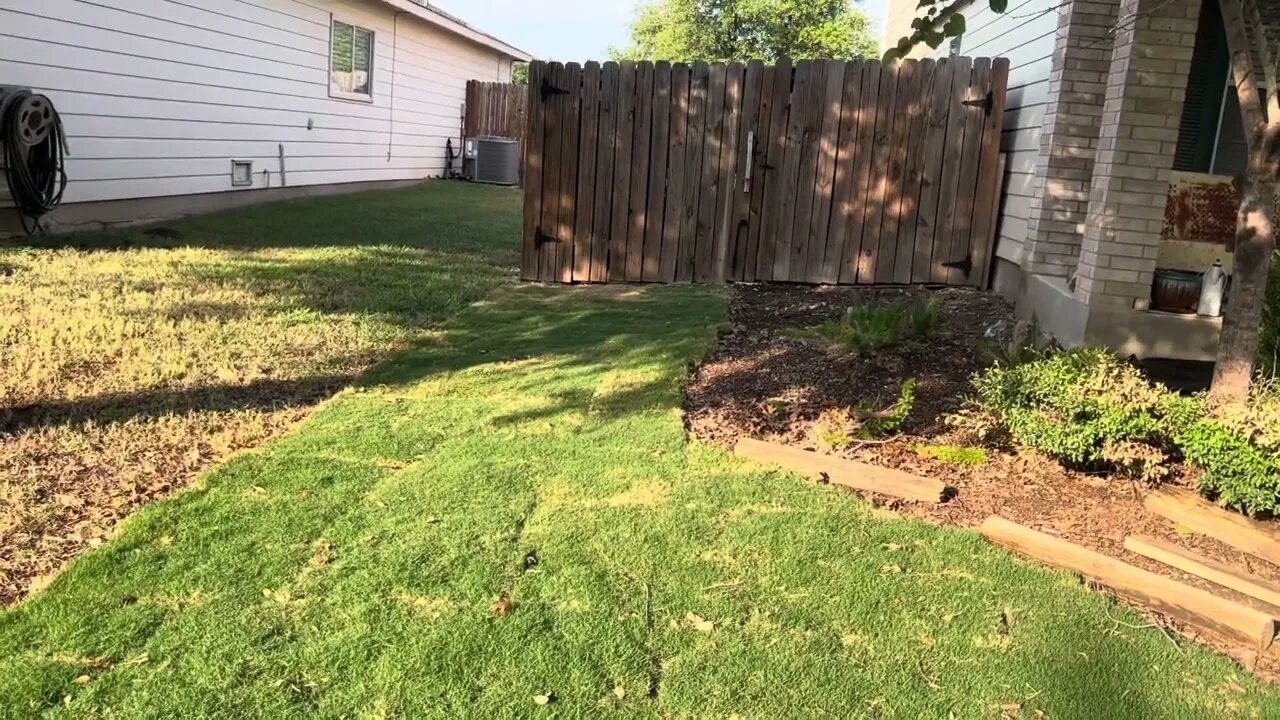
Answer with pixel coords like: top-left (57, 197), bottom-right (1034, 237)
top-left (464, 80), bottom-right (528, 179)
top-left (520, 57), bottom-right (1008, 287)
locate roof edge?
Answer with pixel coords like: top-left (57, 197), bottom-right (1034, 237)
top-left (375, 0), bottom-right (533, 62)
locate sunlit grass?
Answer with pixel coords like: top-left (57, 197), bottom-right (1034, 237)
top-left (1, 284), bottom-right (1277, 717)
top-left (0, 182), bottom-right (520, 604)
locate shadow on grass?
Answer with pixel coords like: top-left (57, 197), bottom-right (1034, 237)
top-left (6, 181), bottom-right (523, 255)
top-left (2, 375), bottom-right (356, 434)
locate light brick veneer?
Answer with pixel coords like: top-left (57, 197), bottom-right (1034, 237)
top-left (1074, 0), bottom-right (1202, 308)
top-left (1022, 0), bottom-right (1121, 278)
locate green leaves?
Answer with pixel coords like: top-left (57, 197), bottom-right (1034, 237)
top-left (990, 0), bottom-right (1009, 12)
top-left (615, 0), bottom-right (879, 62)
top-left (943, 13), bottom-right (966, 38)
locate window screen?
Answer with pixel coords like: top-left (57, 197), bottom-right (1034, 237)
top-left (331, 20), bottom-right (374, 98)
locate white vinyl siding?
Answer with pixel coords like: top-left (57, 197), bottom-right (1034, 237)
top-left (0, 0), bottom-right (510, 206)
top-left (949, 0), bottom-right (1058, 264)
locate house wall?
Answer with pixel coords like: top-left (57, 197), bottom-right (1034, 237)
top-left (0, 0), bottom-right (512, 227)
top-left (950, 0), bottom-right (1059, 268)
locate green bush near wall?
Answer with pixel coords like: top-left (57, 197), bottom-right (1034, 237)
top-left (971, 348), bottom-right (1280, 516)
top-left (1260, 260), bottom-right (1280, 378)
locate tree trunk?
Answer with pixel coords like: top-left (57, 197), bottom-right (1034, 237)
top-left (1212, 169), bottom-right (1276, 402)
top-left (1211, 0), bottom-right (1276, 402)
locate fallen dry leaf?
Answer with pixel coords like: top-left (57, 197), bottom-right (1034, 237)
top-left (492, 593), bottom-right (515, 616)
top-left (684, 612), bottom-right (714, 632)
top-left (612, 685), bottom-right (626, 700)
top-left (533, 693), bottom-right (553, 706)
top-left (73, 675), bottom-right (91, 686)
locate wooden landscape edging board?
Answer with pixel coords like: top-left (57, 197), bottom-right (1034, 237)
top-left (733, 438), bottom-right (951, 503)
top-left (980, 517), bottom-right (1279, 650)
top-left (1125, 535), bottom-right (1280, 612)
top-left (1144, 489), bottom-right (1280, 567)
top-left (521, 57), bottom-right (1009, 288)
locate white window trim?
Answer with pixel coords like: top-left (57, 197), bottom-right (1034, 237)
top-left (329, 16), bottom-right (375, 104)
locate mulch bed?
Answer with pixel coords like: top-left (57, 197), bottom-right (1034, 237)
top-left (685, 283), bottom-right (1280, 678)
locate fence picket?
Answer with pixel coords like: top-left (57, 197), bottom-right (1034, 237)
top-left (934, 57), bottom-right (972, 284)
top-left (573, 62), bottom-right (600, 282)
top-left (914, 59), bottom-right (955, 283)
top-left (608, 62), bottom-right (637, 281)
top-left (590, 62), bottom-right (619, 283)
top-left (626, 63), bottom-right (655, 281)
top-left (809, 60), bottom-right (846, 283)
top-left (827, 61), bottom-right (862, 285)
top-left (973, 59), bottom-right (1010, 288)
top-left (678, 63), bottom-right (709, 283)
top-left (857, 63), bottom-right (897, 284)
top-left (757, 58), bottom-right (793, 282)
top-left (642, 62), bottom-right (673, 282)
top-left (520, 64), bottom-right (544, 281)
top-left (661, 65), bottom-right (691, 283)
top-left (556, 62), bottom-right (582, 283)
top-left (880, 60), bottom-right (916, 284)
top-left (841, 62), bottom-right (879, 284)
top-left (537, 63), bottom-right (564, 282)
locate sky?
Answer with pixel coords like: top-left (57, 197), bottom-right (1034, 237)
top-left (431, 0), bottom-right (888, 62)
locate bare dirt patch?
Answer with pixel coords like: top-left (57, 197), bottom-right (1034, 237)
top-left (686, 283), bottom-right (1280, 678)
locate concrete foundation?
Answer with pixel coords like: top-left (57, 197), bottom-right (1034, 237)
top-left (0, 178), bottom-right (431, 237)
top-left (1019, 270), bottom-right (1222, 361)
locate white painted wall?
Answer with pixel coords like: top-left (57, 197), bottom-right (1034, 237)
top-left (0, 0), bottom-right (515, 207)
top-left (950, 0), bottom-right (1058, 264)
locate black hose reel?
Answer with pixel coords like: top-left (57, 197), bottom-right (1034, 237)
top-left (0, 86), bottom-right (68, 234)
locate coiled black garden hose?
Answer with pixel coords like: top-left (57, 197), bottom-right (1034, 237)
top-left (2, 89), bottom-right (68, 234)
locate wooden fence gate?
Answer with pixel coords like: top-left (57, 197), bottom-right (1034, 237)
top-left (464, 80), bottom-right (528, 180)
top-left (520, 57), bottom-right (1008, 287)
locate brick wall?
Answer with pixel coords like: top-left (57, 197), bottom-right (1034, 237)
top-left (1074, 0), bottom-right (1202, 308)
top-left (1021, 0), bottom-right (1120, 278)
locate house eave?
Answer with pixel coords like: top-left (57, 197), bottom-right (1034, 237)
top-left (372, 0), bottom-right (533, 62)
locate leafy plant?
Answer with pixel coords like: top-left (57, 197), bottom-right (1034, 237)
top-left (788, 298), bottom-right (940, 356)
top-left (1177, 384), bottom-right (1280, 515)
top-left (915, 444), bottom-right (987, 466)
top-left (814, 408), bottom-right (856, 452)
top-left (970, 349), bottom-right (1175, 471)
top-left (857, 378), bottom-right (917, 439)
top-left (969, 348), bottom-right (1280, 515)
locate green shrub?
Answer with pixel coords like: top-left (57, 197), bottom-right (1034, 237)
top-left (915, 444), bottom-right (987, 466)
top-left (970, 348), bottom-right (1175, 472)
top-left (788, 298), bottom-right (939, 355)
top-left (969, 348), bottom-right (1280, 515)
top-left (1177, 385), bottom-right (1280, 515)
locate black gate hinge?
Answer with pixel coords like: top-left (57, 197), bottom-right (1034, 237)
top-left (942, 253), bottom-right (973, 277)
top-left (962, 90), bottom-right (994, 115)
top-left (534, 227), bottom-right (559, 245)
top-left (540, 77), bottom-right (569, 102)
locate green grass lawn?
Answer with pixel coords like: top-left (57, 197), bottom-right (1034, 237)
top-left (3, 281), bottom-right (1279, 718)
top-left (0, 182), bottom-right (519, 605)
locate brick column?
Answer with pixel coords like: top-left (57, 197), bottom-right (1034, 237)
top-left (1022, 0), bottom-right (1120, 278)
top-left (1074, 0), bottom-right (1201, 308)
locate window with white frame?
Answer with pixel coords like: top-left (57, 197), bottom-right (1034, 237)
top-left (330, 18), bottom-right (374, 100)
